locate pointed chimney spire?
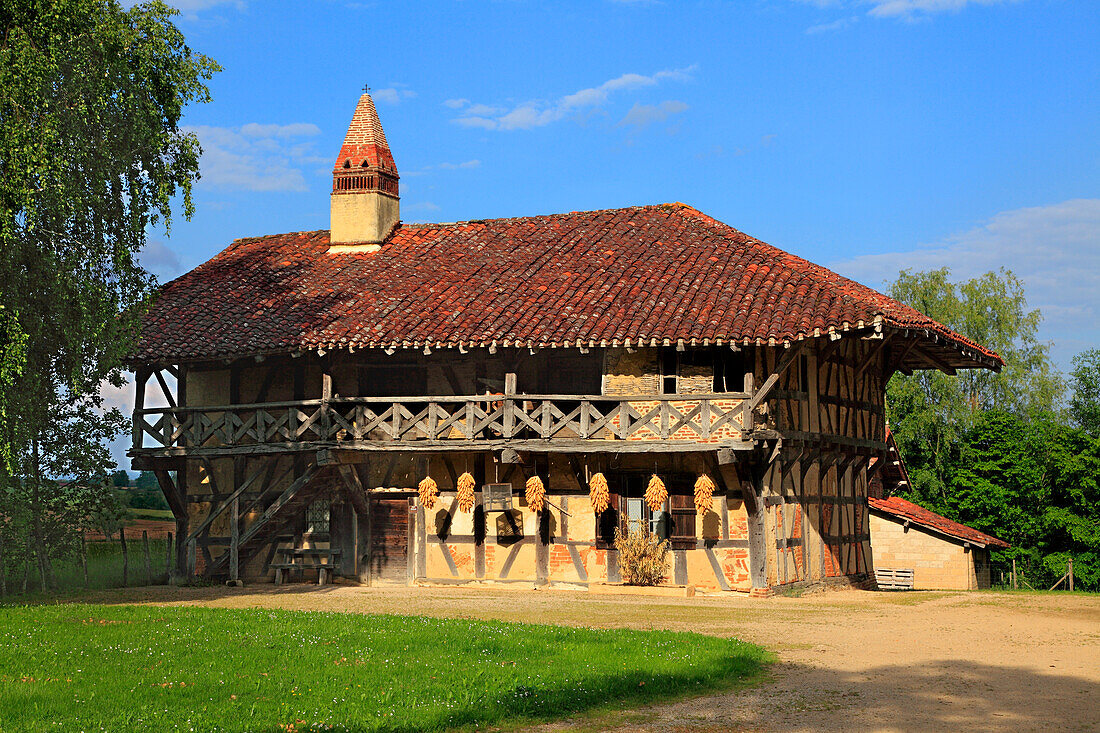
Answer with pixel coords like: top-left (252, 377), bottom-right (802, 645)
top-left (330, 89), bottom-right (400, 250)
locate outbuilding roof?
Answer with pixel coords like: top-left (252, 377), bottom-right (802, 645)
top-left (132, 202), bottom-right (1003, 368)
top-left (869, 496), bottom-right (1010, 549)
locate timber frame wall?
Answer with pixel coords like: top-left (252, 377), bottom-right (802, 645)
top-left (131, 329), bottom-right (904, 592)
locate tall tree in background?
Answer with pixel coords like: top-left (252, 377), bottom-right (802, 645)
top-left (0, 0), bottom-right (217, 589)
top-left (1069, 348), bottom-right (1100, 436)
top-left (885, 268), bottom-right (1061, 501)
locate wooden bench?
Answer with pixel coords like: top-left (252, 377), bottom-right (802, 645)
top-left (876, 567), bottom-right (915, 590)
top-left (272, 548), bottom-right (342, 585)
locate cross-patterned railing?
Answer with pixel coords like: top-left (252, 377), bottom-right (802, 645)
top-left (132, 393), bottom-right (751, 452)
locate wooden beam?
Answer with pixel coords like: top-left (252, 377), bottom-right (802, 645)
top-left (154, 369), bottom-right (177, 408)
top-left (186, 461), bottom-right (273, 543)
top-left (336, 464), bottom-right (371, 516)
top-left (234, 464), bottom-right (325, 550)
top-left (854, 334), bottom-right (893, 379)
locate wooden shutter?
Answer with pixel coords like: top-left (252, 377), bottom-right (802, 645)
top-left (669, 493), bottom-right (696, 550)
top-left (595, 485), bottom-right (621, 549)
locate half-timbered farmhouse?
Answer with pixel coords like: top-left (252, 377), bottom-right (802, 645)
top-left (128, 91), bottom-right (1002, 594)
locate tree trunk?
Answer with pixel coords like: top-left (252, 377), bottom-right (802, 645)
top-left (30, 437), bottom-right (54, 590)
top-left (0, 531), bottom-right (6, 596)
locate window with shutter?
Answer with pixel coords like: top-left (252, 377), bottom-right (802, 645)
top-left (669, 493), bottom-right (696, 550)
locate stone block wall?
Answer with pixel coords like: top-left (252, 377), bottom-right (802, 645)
top-left (870, 512), bottom-right (983, 590)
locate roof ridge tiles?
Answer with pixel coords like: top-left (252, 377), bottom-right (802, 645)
top-left (132, 203), bottom-right (1003, 364)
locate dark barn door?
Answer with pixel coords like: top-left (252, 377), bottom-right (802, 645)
top-left (369, 497), bottom-right (410, 583)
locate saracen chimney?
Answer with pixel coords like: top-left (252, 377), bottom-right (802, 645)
top-left (329, 90), bottom-right (399, 250)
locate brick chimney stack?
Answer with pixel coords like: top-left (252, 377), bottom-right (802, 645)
top-left (329, 90), bottom-right (399, 251)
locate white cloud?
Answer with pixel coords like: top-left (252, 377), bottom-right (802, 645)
top-left (867, 0), bottom-right (1015, 18)
top-left (794, 0), bottom-right (1017, 21)
top-left (437, 160), bottom-right (481, 170)
top-left (240, 123), bottom-right (321, 138)
top-left (187, 123), bottom-right (324, 192)
top-left (139, 240), bottom-right (183, 281)
top-left (806, 16), bottom-right (858, 33)
top-left (831, 199), bottom-right (1100, 367)
top-left (451, 66), bottom-right (696, 131)
top-left (373, 87), bottom-right (417, 105)
top-left (618, 100), bottom-right (688, 128)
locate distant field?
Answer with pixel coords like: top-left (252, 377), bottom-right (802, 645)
top-left (0, 604), bottom-right (767, 732)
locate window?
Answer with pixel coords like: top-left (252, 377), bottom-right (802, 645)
top-left (715, 350), bottom-right (747, 393)
top-left (306, 500), bottom-right (330, 534)
top-left (661, 348), bottom-right (726, 394)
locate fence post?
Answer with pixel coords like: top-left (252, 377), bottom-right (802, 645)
top-left (81, 533), bottom-right (89, 588)
top-left (142, 531), bottom-right (152, 585)
top-left (119, 527), bottom-right (129, 587)
top-left (1012, 558), bottom-right (1018, 590)
top-left (1068, 558), bottom-right (1074, 592)
top-left (165, 532), bottom-right (173, 580)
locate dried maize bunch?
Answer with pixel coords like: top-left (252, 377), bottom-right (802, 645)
top-left (525, 475), bottom-right (546, 513)
top-left (644, 474), bottom-right (667, 512)
top-left (418, 476), bottom-right (438, 509)
top-left (589, 472), bottom-right (610, 514)
top-left (694, 474), bottom-right (716, 514)
top-left (456, 472), bottom-right (476, 513)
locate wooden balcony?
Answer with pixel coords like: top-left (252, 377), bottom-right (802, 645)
top-left (131, 393), bottom-right (756, 459)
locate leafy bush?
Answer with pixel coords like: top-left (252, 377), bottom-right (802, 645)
top-left (615, 526), bottom-right (670, 586)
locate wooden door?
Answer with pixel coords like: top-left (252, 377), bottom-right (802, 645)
top-left (369, 497), bottom-right (410, 583)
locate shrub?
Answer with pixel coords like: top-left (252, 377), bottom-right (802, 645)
top-left (615, 526), bottom-right (670, 586)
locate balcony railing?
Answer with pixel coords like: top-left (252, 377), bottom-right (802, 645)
top-left (132, 393), bottom-right (752, 454)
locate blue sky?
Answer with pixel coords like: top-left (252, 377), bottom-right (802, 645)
top-left (124, 0), bottom-right (1097, 406)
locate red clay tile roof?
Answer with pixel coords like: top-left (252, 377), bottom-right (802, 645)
top-left (869, 496), bottom-right (1009, 549)
top-left (132, 203), bottom-right (1003, 366)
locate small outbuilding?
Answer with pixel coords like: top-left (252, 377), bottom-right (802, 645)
top-left (869, 496), bottom-right (1008, 590)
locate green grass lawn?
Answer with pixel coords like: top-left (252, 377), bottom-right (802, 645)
top-left (0, 604), bottom-right (768, 732)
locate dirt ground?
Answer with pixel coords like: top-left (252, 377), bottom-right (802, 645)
top-left (87, 583), bottom-right (1098, 732)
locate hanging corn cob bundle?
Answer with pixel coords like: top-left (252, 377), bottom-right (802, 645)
top-left (644, 474), bottom-right (667, 512)
top-left (456, 472), bottom-right (476, 513)
top-left (418, 476), bottom-right (438, 509)
top-left (589, 472), bottom-right (610, 514)
top-left (525, 475), bottom-right (546, 513)
top-left (694, 474), bottom-right (716, 514)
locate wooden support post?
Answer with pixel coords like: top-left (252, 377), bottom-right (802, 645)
top-left (1068, 557), bottom-right (1074, 592)
top-left (132, 367), bottom-right (149, 450)
top-left (142, 531), bottom-right (152, 585)
top-left (165, 532), bottom-right (173, 580)
top-left (229, 496), bottom-right (240, 582)
top-left (415, 503), bottom-right (426, 582)
top-left (1012, 558), bottom-right (1018, 590)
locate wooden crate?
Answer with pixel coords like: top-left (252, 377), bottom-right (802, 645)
top-left (875, 567), bottom-right (915, 590)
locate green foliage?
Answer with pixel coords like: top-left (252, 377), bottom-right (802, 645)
top-left (0, 0), bottom-right (217, 588)
top-left (0, 605), bottom-right (768, 731)
top-left (615, 526), bottom-right (670, 586)
top-left (886, 268), bottom-right (1061, 500)
top-left (883, 269), bottom-right (1097, 591)
top-left (945, 410), bottom-right (1100, 590)
top-left (1069, 348), bottom-right (1100, 436)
